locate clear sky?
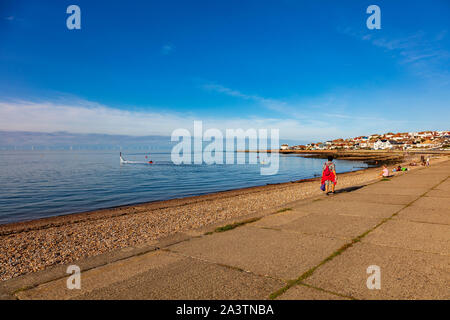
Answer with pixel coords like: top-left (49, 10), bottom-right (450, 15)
top-left (0, 0), bottom-right (449, 141)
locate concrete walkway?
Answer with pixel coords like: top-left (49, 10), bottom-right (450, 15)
top-left (2, 160), bottom-right (449, 300)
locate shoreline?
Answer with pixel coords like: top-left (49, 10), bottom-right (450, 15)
top-left (245, 149), bottom-right (450, 165)
top-left (0, 151), bottom-right (405, 228)
top-left (1, 154), bottom-right (448, 281)
top-left (0, 166), bottom-right (365, 233)
top-left (0, 151), bottom-right (438, 232)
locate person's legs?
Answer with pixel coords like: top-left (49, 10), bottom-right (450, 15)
top-left (331, 182), bottom-right (335, 193)
top-left (325, 180), bottom-right (329, 193)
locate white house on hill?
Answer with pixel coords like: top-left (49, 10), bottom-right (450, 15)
top-left (373, 139), bottom-right (392, 150)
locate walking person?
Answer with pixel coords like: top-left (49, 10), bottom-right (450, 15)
top-left (321, 156), bottom-right (337, 195)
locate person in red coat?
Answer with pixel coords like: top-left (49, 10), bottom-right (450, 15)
top-left (321, 156), bottom-right (337, 195)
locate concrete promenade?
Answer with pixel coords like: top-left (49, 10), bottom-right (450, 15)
top-left (2, 160), bottom-right (449, 300)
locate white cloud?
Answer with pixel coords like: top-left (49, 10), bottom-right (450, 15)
top-left (3, 84), bottom-right (445, 143)
top-left (340, 27), bottom-right (450, 81)
top-left (202, 83), bottom-right (289, 113)
top-left (368, 31), bottom-right (450, 66)
top-left (201, 82), bottom-right (398, 124)
top-left (0, 100), bottom-right (186, 136)
top-left (0, 99), bottom-right (347, 141)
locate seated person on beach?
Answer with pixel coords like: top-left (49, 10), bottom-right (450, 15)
top-left (393, 165), bottom-right (408, 173)
top-left (379, 165), bottom-right (390, 178)
top-left (321, 156), bottom-right (337, 194)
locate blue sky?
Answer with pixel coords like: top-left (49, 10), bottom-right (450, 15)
top-left (0, 0), bottom-right (449, 141)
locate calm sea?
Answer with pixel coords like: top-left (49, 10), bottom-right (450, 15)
top-left (0, 151), bottom-right (368, 225)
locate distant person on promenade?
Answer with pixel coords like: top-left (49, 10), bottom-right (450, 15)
top-left (321, 156), bottom-right (337, 195)
top-left (421, 155), bottom-right (426, 166)
top-left (426, 156), bottom-right (430, 166)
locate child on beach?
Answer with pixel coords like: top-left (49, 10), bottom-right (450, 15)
top-left (379, 165), bottom-right (389, 178)
top-left (321, 156), bottom-right (337, 195)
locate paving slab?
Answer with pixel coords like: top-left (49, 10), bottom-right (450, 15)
top-left (0, 244), bottom-right (158, 297)
top-left (16, 250), bottom-right (182, 300)
top-left (412, 172), bottom-right (448, 178)
top-left (253, 209), bottom-right (312, 228)
top-left (74, 256), bottom-right (284, 300)
top-left (295, 199), bottom-right (403, 219)
top-left (362, 219), bottom-right (450, 255)
top-left (393, 206), bottom-right (450, 225)
top-left (379, 174), bottom-right (444, 183)
top-left (409, 196), bottom-right (450, 212)
top-left (354, 185), bottom-right (429, 196)
top-left (304, 242), bottom-right (450, 300)
top-left (331, 192), bottom-right (416, 205)
top-left (378, 180), bottom-right (440, 189)
top-left (391, 178), bottom-right (446, 185)
top-left (168, 226), bottom-right (347, 280)
top-left (435, 181), bottom-right (450, 191)
top-left (412, 169), bottom-right (449, 174)
top-left (425, 189), bottom-right (450, 198)
top-left (393, 174), bottom-right (445, 181)
top-left (277, 284), bottom-right (349, 300)
top-left (277, 212), bottom-right (381, 240)
top-left (16, 250), bottom-right (284, 300)
top-left (414, 167), bottom-right (446, 173)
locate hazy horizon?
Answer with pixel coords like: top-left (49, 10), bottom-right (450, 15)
top-left (0, 130), bottom-right (306, 150)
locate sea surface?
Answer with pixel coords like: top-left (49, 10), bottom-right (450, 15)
top-left (0, 151), bottom-right (368, 224)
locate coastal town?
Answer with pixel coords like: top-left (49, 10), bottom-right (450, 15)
top-left (281, 130), bottom-right (450, 151)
